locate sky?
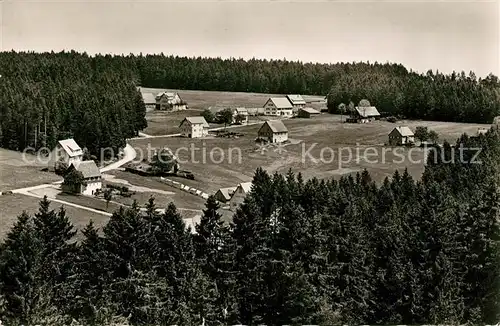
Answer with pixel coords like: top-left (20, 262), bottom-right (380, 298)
top-left (0, 0), bottom-right (498, 77)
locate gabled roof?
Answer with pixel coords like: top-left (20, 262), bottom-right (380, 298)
top-left (72, 160), bottom-right (101, 179)
top-left (267, 97), bottom-right (293, 109)
top-left (155, 91), bottom-right (177, 100)
top-left (391, 126), bottom-right (414, 137)
top-left (58, 139), bottom-right (83, 157)
top-left (142, 92), bottom-right (156, 104)
top-left (286, 94), bottom-right (306, 105)
top-left (355, 106), bottom-right (380, 118)
top-left (216, 187), bottom-right (238, 201)
top-left (235, 107), bottom-right (248, 114)
top-left (180, 116), bottom-right (209, 128)
top-left (238, 182), bottom-right (253, 194)
top-left (477, 128), bottom-right (488, 135)
top-left (300, 107), bottom-right (320, 114)
top-left (260, 120), bottom-right (288, 133)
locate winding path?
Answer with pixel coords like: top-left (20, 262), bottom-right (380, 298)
top-left (100, 143), bottom-right (137, 172)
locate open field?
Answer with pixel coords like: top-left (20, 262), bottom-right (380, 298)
top-left (144, 109), bottom-right (204, 135)
top-left (139, 87), bottom-right (326, 110)
top-left (104, 170), bottom-right (207, 209)
top-left (139, 87), bottom-right (326, 136)
top-left (0, 149), bottom-right (61, 192)
top-left (142, 103), bottom-right (280, 136)
top-left (130, 114), bottom-right (491, 195)
top-left (0, 193), bottom-right (110, 240)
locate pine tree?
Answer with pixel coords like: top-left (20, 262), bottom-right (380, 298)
top-left (231, 195), bottom-right (272, 324)
top-left (33, 196), bottom-right (77, 288)
top-left (0, 212), bottom-right (46, 323)
top-left (68, 221), bottom-right (113, 323)
top-left (193, 195), bottom-right (236, 323)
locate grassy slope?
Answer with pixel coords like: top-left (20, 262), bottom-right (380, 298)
top-left (0, 193), bottom-right (110, 241)
top-left (0, 149), bottom-right (62, 192)
top-left (140, 88), bottom-right (327, 136)
top-left (131, 114), bottom-right (491, 194)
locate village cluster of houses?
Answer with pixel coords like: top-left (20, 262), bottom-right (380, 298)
top-left (49, 139), bottom-right (103, 196)
top-left (178, 115), bottom-right (290, 144)
top-left (263, 94), bottom-right (322, 117)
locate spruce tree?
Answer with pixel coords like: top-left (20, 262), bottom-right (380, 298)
top-left (194, 195), bottom-right (236, 323)
top-left (69, 221), bottom-right (113, 324)
top-left (0, 212), bottom-right (47, 324)
top-left (33, 196), bottom-right (77, 298)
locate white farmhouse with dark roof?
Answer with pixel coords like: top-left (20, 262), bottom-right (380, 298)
top-left (179, 117), bottom-right (209, 138)
top-left (263, 97), bottom-right (293, 117)
top-left (229, 182), bottom-right (253, 211)
top-left (388, 126), bottom-right (415, 145)
top-left (49, 138), bottom-right (83, 170)
top-left (63, 160), bottom-right (102, 196)
top-left (258, 120), bottom-right (288, 143)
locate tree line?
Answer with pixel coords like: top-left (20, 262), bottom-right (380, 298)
top-left (103, 53), bottom-right (500, 123)
top-left (0, 51), bottom-right (147, 156)
top-left (0, 129), bottom-right (499, 325)
top-left (2, 51), bottom-right (499, 157)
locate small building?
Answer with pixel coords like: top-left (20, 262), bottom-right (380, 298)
top-left (63, 160), bottom-right (102, 196)
top-left (155, 92), bottom-right (187, 111)
top-left (352, 106), bottom-right (381, 123)
top-left (257, 120), bottom-right (288, 143)
top-left (388, 126), bottom-right (415, 146)
top-left (141, 92), bottom-right (156, 112)
top-left (477, 128), bottom-right (489, 136)
top-left (229, 182), bottom-right (253, 211)
top-left (298, 107), bottom-right (321, 118)
top-left (179, 117), bottom-right (209, 138)
top-left (246, 107), bottom-right (265, 116)
top-left (49, 138), bottom-right (83, 171)
top-left (263, 97), bottom-right (293, 117)
top-left (214, 186), bottom-right (237, 203)
top-left (233, 108), bottom-right (249, 124)
top-left (286, 95), bottom-right (306, 115)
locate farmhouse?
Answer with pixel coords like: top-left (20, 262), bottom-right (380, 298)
top-left (214, 186), bottom-right (237, 203)
top-left (141, 92), bottom-right (156, 111)
top-left (233, 108), bottom-right (249, 124)
top-left (258, 120), bottom-right (288, 143)
top-left (179, 117), bottom-right (209, 138)
top-left (229, 182), bottom-right (253, 211)
top-left (263, 97), bottom-right (293, 117)
top-left (388, 126), bottom-right (415, 146)
top-left (155, 91), bottom-right (187, 111)
top-left (286, 95), bottom-right (306, 114)
top-left (63, 160), bottom-right (102, 196)
top-left (349, 106), bottom-right (380, 123)
top-left (49, 138), bottom-right (83, 171)
top-left (298, 107), bottom-right (320, 118)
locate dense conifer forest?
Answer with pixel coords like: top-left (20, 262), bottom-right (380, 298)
top-left (0, 52), bottom-right (148, 156)
top-left (0, 129), bottom-right (499, 325)
top-left (1, 51), bottom-right (499, 156)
